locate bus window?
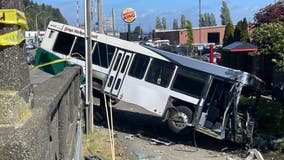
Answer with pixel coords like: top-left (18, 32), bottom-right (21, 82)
top-left (145, 59), bottom-right (175, 87)
top-left (70, 37), bottom-right (85, 60)
top-left (53, 32), bottom-right (75, 55)
top-left (172, 68), bottom-right (208, 97)
top-left (128, 54), bottom-right (150, 79)
top-left (92, 42), bottom-right (115, 68)
top-left (120, 55), bottom-right (130, 73)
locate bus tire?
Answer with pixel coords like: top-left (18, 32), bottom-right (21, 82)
top-left (167, 105), bottom-right (193, 134)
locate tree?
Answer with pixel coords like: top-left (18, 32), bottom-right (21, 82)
top-left (180, 15), bottom-right (186, 29)
top-left (254, 1), bottom-right (284, 25)
top-left (185, 20), bottom-right (194, 52)
top-left (234, 20), bottom-right (242, 41)
top-left (240, 18), bottom-right (250, 42)
top-left (220, 0), bottom-right (232, 25)
top-left (162, 17), bottom-right (167, 30)
top-left (223, 22), bottom-right (234, 46)
top-left (23, 0), bottom-right (68, 30)
top-left (133, 26), bottom-right (143, 34)
top-left (173, 19), bottom-right (178, 30)
top-left (199, 13), bottom-right (217, 27)
top-left (252, 22), bottom-right (284, 71)
top-left (234, 18), bottom-right (250, 42)
top-left (155, 16), bottom-right (162, 29)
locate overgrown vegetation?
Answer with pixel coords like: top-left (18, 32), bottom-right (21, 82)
top-left (255, 97), bottom-right (284, 152)
top-left (82, 128), bottom-right (126, 160)
top-left (23, 0), bottom-right (67, 30)
top-left (256, 98), bottom-right (284, 137)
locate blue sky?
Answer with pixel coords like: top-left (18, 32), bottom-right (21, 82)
top-left (33, 0), bottom-right (275, 32)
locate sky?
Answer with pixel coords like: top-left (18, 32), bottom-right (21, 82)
top-left (33, 0), bottom-right (275, 32)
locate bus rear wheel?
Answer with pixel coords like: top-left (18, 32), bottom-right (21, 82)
top-left (168, 105), bottom-right (193, 134)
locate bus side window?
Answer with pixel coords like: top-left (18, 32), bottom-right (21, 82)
top-left (171, 68), bottom-right (208, 98)
top-left (145, 59), bottom-right (175, 88)
top-left (70, 37), bottom-right (85, 60)
top-left (128, 54), bottom-right (150, 79)
top-left (53, 32), bottom-right (75, 55)
top-left (92, 42), bottom-right (115, 68)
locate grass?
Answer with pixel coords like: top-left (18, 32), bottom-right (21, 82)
top-left (82, 127), bottom-right (126, 160)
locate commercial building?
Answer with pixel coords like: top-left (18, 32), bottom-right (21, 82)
top-left (153, 25), bottom-right (226, 46)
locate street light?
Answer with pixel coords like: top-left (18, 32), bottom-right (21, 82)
top-left (35, 11), bottom-right (46, 47)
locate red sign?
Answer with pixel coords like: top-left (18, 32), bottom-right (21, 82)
top-left (121, 8), bottom-right (136, 23)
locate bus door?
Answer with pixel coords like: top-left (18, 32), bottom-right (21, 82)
top-left (104, 49), bottom-right (132, 97)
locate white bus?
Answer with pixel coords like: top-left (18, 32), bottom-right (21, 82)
top-left (36, 21), bottom-right (264, 143)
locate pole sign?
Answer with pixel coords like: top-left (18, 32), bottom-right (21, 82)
top-left (121, 8), bottom-right (136, 23)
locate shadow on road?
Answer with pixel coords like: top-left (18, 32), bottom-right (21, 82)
top-left (93, 103), bottom-right (244, 153)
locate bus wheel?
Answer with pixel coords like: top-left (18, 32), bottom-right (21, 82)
top-left (168, 106), bottom-right (193, 134)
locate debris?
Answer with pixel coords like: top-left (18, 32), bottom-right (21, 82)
top-left (85, 154), bottom-right (105, 160)
top-left (150, 137), bottom-right (174, 146)
top-left (221, 147), bottom-right (229, 152)
top-left (226, 156), bottom-right (240, 160)
top-left (133, 149), bottom-right (154, 160)
top-left (136, 133), bottom-right (150, 141)
top-left (245, 149), bottom-right (264, 160)
top-left (174, 148), bottom-right (198, 152)
top-left (125, 134), bottom-right (135, 141)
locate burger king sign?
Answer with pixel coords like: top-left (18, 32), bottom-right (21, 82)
top-left (121, 8), bottom-right (136, 23)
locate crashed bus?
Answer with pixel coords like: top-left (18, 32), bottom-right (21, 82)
top-left (36, 21), bottom-right (264, 144)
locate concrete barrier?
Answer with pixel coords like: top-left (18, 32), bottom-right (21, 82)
top-left (0, 66), bottom-right (82, 160)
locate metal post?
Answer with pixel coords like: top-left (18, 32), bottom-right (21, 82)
top-left (36, 11), bottom-right (45, 48)
top-left (85, 0), bottom-right (93, 133)
top-left (112, 8), bottom-right (115, 36)
top-left (199, 0), bottom-right (202, 56)
top-left (209, 44), bottom-right (214, 63)
top-left (127, 23), bottom-right (130, 41)
top-left (97, 0), bottom-right (103, 33)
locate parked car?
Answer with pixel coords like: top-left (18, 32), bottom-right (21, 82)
top-left (26, 52), bottom-right (35, 65)
top-left (26, 43), bottom-right (36, 49)
top-left (199, 52), bottom-right (221, 64)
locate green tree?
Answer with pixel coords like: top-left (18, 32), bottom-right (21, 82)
top-left (185, 19), bottom-right (194, 52)
top-left (199, 13), bottom-right (217, 27)
top-left (23, 0), bottom-right (67, 30)
top-left (155, 16), bottom-right (162, 29)
top-left (234, 20), bottom-right (242, 41)
top-left (173, 18), bottom-right (178, 30)
top-left (252, 22), bottom-right (284, 70)
top-left (240, 18), bottom-right (250, 42)
top-left (220, 0), bottom-right (232, 25)
top-left (162, 17), bottom-right (167, 30)
top-left (180, 15), bottom-right (186, 29)
top-left (223, 22), bottom-right (234, 46)
top-left (234, 18), bottom-right (250, 42)
top-left (133, 26), bottom-right (143, 34)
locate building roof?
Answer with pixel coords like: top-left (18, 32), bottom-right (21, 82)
top-left (223, 41), bottom-right (258, 52)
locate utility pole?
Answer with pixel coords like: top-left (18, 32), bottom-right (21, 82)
top-left (85, 0), bottom-right (93, 133)
top-left (112, 8), bottom-right (115, 37)
top-left (97, 0), bottom-right (103, 33)
top-left (198, 0), bottom-right (202, 56)
top-left (76, 0), bottom-right (80, 27)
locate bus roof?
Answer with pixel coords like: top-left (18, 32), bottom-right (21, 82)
top-left (145, 46), bottom-right (264, 88)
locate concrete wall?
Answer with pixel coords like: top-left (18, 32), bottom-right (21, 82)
top-left (0, 66), bottom-right (82, 160)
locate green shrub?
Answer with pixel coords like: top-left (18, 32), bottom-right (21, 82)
top-left (256, 98), bottom-right (284, 137)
